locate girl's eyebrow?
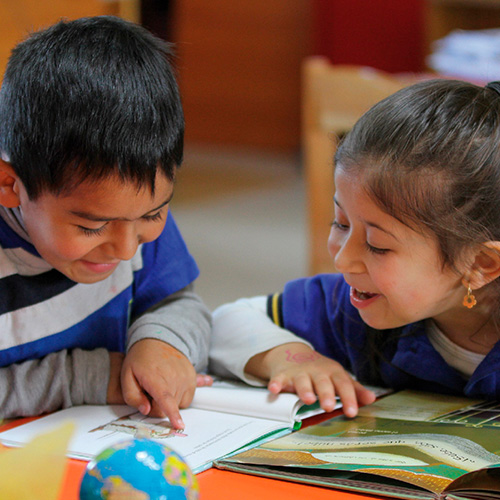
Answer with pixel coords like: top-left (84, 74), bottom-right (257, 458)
top-left (334, 196), bottom-right (400, 241)
top-left (366, 220), bottom-right (400, 241)
top-left (70, 192), bottom-right (174, 222)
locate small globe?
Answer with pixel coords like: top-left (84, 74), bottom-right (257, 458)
top-left (79, 437), bottom-right (199, 500)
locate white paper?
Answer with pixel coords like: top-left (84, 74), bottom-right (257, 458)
top-left (0, 405), bottom-right (292, 473)
top-left (0, 381), bottom-right (324, 473)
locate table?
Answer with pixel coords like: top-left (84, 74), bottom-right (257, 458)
top-left (0, 413), bottom-right (368, 500)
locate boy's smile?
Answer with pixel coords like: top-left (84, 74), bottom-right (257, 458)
top-left (327, 166), bottom-right (466, 332)
top-left (13, 172), bottom-right (174, 284)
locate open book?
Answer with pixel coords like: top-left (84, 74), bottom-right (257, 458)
top-left (216, 390), bottom-right (500, 500)
top-left (0, 379), bottom-right (325, 474)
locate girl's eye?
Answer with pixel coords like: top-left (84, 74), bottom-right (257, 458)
top-left (142, 211), bottom-right (163, 222)
top-left (332, 220), bottom-right (349, 231)
top-left (366, 242), bottom-right (389, 255)
top-left (78, 225), bottom-right (106, 237)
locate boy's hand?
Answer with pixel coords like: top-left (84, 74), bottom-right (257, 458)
top-left (121, 339), bottom-right (197, 429)
top-left (245, 343), bottom-right (376, 418)
top-left (107, 352), bottom-right (126, 404)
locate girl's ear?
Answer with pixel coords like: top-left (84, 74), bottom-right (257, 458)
top-left (465, 241), bottom-right (500, 290)
top-left (0, 159), bottom-right (21, 208)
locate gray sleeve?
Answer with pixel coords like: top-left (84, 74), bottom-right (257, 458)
top-left (126, 284), bottom-right (212, 372)
top-left (0, 348), bottom-right (109, 418)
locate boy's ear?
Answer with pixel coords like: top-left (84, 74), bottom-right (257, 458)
top-left (0, 159), bottom-right (21, 208)
top-left (465, 241), bottom-right (500, 290)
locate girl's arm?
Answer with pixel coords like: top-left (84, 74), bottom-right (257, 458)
top-left (210, 295), bottom-right (312, 384)
top-left (210, 295), bottom-right (376, 416)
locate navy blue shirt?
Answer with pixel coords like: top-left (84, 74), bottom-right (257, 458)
top-left (0, 213), bottom-right (199, 366)
top-left (269, 274), bottom-right (500, 399)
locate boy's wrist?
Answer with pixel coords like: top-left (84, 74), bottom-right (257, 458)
top-left (107, 352), bottom-right (125, 404)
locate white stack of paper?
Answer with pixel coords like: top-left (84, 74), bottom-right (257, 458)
top-left (427, 28), bottom-right (500, 81)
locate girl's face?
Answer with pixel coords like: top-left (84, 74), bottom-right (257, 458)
top-left (328, 166), bottom-right (466, 331)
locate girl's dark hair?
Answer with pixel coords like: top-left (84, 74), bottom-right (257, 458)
top-left (0, 16), bottom-right (184, 198)
top-left (337, 79), bottom-right (500, 289)
top-left (335, 79), bottom-right (500, 372)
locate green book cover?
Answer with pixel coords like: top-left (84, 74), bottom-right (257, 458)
top-left (216, 390), bottom-right (500, 500)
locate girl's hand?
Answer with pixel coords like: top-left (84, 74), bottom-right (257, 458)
top-left (196, 373), bottom-right (214, 387)
top-left (245, 343), bottom-right (376, 417)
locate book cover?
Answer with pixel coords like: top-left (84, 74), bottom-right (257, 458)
top-left (215, 390), bottom-right (500, 500)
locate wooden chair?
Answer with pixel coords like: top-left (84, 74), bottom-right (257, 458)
top-left (301, 57), bottom-right (416, 275)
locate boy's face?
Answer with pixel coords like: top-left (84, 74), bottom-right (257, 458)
top-left (12, 170), bottom-right (174, 284)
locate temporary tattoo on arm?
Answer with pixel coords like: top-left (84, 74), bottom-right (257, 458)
top-left (285, 349), bottom-right (320, 364)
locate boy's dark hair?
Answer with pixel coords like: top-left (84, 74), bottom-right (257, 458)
top-left (0, 15), bottom-right (184, 199)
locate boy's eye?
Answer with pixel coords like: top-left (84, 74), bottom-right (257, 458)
top-left (142, 211), bottom-right (163, 222)
top-left (366, 242), bottom-right (389, 255)
top-left (78, 225), bottom-right (107, 237)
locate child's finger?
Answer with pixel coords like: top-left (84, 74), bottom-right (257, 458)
top-left (292, 373), bottom-right (317, 405)
top-left (334, 379), bottom-right (360, 418)
top-left (268, 374), bottom-right (287, 394)
top-left (311, 375), bottom-right (337, 412)
top-left (121, 370), bottom-right (152, 416)
top-left (147, 386), bottom-right (185, 429)
top-left (268, 381), bottom-right (282, 394)
top-left (196, 374), bottom-right (213, 387)
top-left (354, 380), bottom-right (377, 406)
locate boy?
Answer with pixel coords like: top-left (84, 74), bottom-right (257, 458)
top-left (0, 16), bottom-right (211, 429)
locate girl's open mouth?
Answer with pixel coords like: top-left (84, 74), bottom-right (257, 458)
top-left (353, 288), bottom-right (377, 300)
top-left (350, 287), bottom-right (380, 308)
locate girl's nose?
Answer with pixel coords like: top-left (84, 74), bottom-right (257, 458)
top-left (328, 228), bottom-right (365, 274)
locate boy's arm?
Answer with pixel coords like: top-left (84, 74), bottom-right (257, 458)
top-left (126, 284), bottom-right (211, 370)
top-left (0, 348), bottom-right (110, 418)
top-left (121, 284), bottom-right (212, 428)
top-left (209, 295), bottom-right (312, 384)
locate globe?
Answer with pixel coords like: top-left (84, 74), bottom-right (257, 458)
top-left (79, 437), bottom-right (199, 500)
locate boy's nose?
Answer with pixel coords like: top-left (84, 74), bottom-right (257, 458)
top-left (108, 223), bottom-right (140, 261)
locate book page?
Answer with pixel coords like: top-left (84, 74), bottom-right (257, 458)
top-left (0, 404), bottom-right (293, 473)
top-left (357, 390), bottom-right (489, 422)
top-left (192, 380), bottom-right (324, 422)
top-left (218, 391), bottom-right (500, 495)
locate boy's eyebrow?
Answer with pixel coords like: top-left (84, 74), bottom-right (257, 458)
top-left (70, 192), bottom-right (174, 222)
top-left (334, 197), bottom-right (399, 241)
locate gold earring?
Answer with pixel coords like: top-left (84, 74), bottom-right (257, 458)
top-left (463, 283), bottom-right (477, 309)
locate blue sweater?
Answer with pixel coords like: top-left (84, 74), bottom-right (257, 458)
top-left (270, 274), bottom-right (500, 399)
top-left (0, 213), bottom-right (199, 367)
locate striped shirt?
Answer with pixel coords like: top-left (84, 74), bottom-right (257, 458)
top-left (0, 209), bottom-right (199, 367)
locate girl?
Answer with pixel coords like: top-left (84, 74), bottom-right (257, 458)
top-left (209, 79), bottom-right (500, 418)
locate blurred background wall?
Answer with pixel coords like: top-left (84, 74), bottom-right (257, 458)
top-left (3, 0), bottom-right (500, 154)
top-left (1, 0), bottom-right (500, 308)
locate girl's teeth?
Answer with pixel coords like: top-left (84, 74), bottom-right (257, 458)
top-left (356, 289), bottom-right (375, 300)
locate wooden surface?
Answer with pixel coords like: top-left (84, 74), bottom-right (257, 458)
top-left (171, 0), bottom-right (312, 152)
top-left (0, 0), bottom-right (139, 81)
top-left (424, 0), bottom-right (500, 57)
